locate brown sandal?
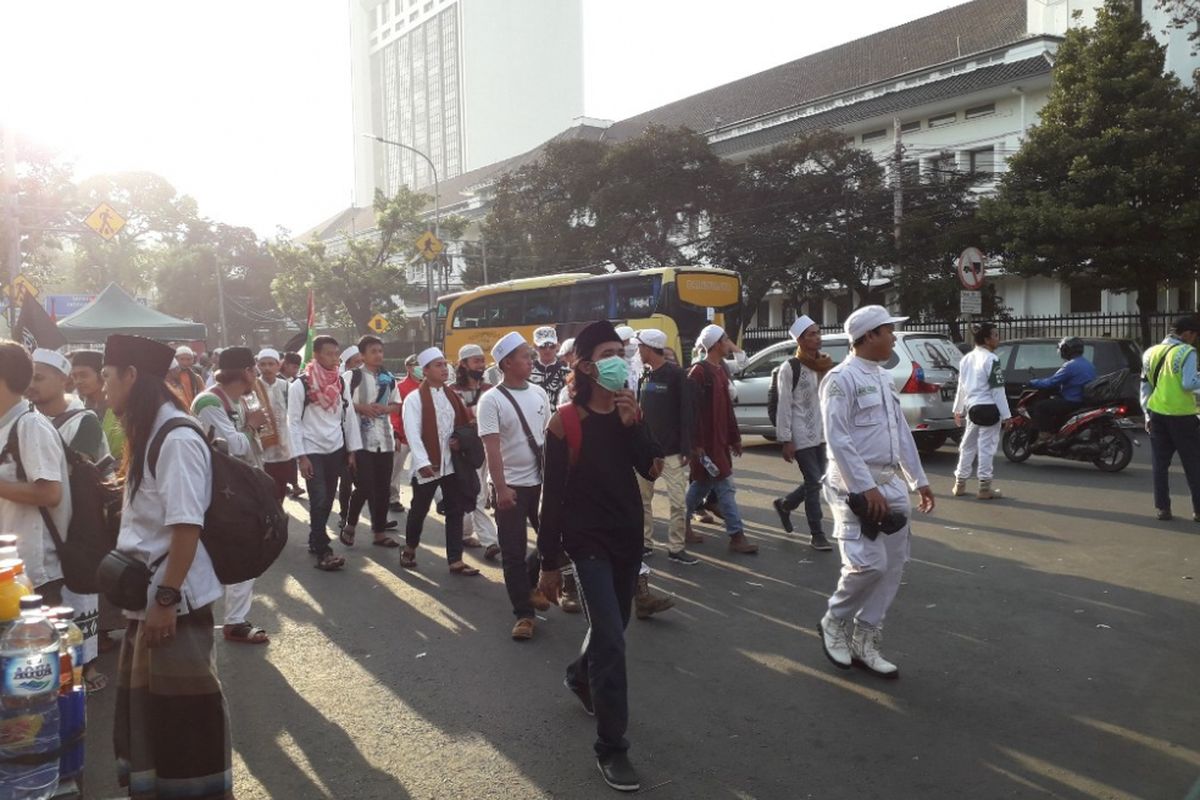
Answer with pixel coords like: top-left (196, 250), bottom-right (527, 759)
top-left (400, 547), bottom-right (418, 569)
top-left (314, 552), bottom-right (345, 571)
top-left (449, 561), bottom-right (480, 577)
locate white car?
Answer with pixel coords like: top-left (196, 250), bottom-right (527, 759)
top-left (732, 331), bottom-right (962, 453)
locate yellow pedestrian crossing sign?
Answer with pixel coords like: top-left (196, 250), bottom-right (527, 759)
top-left (84, 202), bottom-right (126, 241)
top-left (5, 274), bottom-right (38, 307)
top-left (416, 230), bottom-right (443, 261)
top-left (367, 314), bottom-right (391, 334)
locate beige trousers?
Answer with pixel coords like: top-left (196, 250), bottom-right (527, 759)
top-left (638, 455), bottom-right (688, 553)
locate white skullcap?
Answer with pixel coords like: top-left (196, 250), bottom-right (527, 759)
top-left (844, 305), bottom-right (908, 342)
top-left (256, 348), bottom-right (280, 362)
top-left (698, 324), bottom-right (725, 350)
top-left (32, 348), bottom-right (71, 376)
top-left (636, 329), bottom-right (667, 350)
top-left (417, 347), bottom-right (444, 369)
top-left (458, 343), bottom-right (484, 362)
top-left (170, 358), bottom-right (180, 371)
top-left (532, 326), bottom-right (558, 346)
top-left (559, 337), bottom-right (575, 356)
top-left (491, 331), bottom-right (527, 366)
top-left (789, 315), bottom-right (817, 339)
top-left (340, 345), bottom-right (360, 365)
top-left (614, 325), bottom-right (635, 342)
top-left (175, 345), bottom-right (194, 358)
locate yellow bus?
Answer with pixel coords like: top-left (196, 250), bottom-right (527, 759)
top-left (435, 267), bottom-right (743, 365)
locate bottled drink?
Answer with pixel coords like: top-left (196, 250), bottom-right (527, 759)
top-left (47, 610), bottom-right (83, 691)
top-left (50, 620), bottom-right (86, 798)
top-left (51, 623), bottom-right (71, 697)
top-left (0, 567), bottom-right (30, 641)
top-left (0, 596), bottom-right (61, 800)
top-left (701, 454), bottom-right (720, 477)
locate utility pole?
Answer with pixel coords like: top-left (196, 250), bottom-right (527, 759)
top-left (214, 259), bottom-right (229, 347)
top-left (3, 126), bottom-right (19, 329)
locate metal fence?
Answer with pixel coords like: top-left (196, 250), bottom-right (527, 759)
top-left (743, 312), bottom-right (1177, 353)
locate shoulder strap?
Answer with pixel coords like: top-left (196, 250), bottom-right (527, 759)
top-left (495, 385), bottom-right (544, 478)
top-left (4, 411), bottom-right (67, 554)
top-left (1149, 344), bottom-right (1181, 388)
top-left (788, 357), bottom-right (803, 390)
top-left (148, 418), bottom-right (207, 478)
top-left (350, 368), bottom-right (363, 394)
top-left (557, 402), bottom-right (583, 466)
top-left (51, 408), bottom-right (87, 429)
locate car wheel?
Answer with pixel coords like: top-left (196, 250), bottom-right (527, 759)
top-left (914, 432), bottom-right (949, 454)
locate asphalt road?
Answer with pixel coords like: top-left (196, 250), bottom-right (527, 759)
top-left (82, 434), bottom-right (1199, 800)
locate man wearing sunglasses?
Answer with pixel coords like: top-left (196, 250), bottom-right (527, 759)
top-left (530, 326), bottom-right (569, 411)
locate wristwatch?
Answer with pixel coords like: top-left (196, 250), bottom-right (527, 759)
top-left (155, 585), bottom-right (183, 608)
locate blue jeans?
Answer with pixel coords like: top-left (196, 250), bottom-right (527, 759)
top-left (782, 445), bottom-right (827, 535)
top-left (567, 555), bottom-right (639, 758)
top-left (686, 475), bottom-right (744, 536)
top-left (304, 451), bottom-right (346, 556)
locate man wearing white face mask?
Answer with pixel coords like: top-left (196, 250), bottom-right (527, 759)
top-left (614, 325), bottom-right (643, 391)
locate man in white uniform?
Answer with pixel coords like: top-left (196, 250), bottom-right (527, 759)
top-left (256, 348), bottom-right (294, 503)
top-left (817, 306), bottom-right (935, 678)
top-left (952, 323), bottom-right (1010, 500)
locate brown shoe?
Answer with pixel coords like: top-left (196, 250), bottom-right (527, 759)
top-left (634, 575), bottom-right (675, 620)
top-left (463, 535), bottom-right (483, 548)
top-left (728, 532), bottom-right (759, 554)
top-left (561, 572), bottom-right (582, 614)
top-left (530, 590), bottom-right (552, 612)
top-left (511, 618), bottom-right (535, 640)
top-left (684, 520), bottom-right (703, 544)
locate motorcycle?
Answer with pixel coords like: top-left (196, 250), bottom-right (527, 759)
top-left (1001, 386), bottom-right (1137, 472)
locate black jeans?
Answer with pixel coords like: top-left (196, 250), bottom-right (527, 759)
top-left (305, 451), bottom-right (346, 556)
top-left (781, 445), bottom-right (827, 535)
top-left (567, 555), bottom-right (639, 758)
top-left (1032, 397), bottom-right (1082, 433)
top-left (347, 450), bottom-right (396, 533)
top-left (496, 485), bottom-right (542, 619)
top-left (406, 475), bottom-right (466, 564)
top-left (336, 461), bottom-right (353, 520)
top-left (1149, 412), bottom-right (1200, 514)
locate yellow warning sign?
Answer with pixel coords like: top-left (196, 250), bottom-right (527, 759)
top-left (6, 274), bottom-right (38, 307)
top-left (367, 314), bottom-right (391, 334)
top-left (84, 202), bottom-right (126, 241)
top-left (416, 230), bottom-right (444, 261)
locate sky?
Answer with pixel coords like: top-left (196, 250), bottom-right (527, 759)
top-left (2, 0), bottom-right (969, 240)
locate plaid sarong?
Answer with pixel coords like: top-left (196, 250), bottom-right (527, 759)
top-left (114, 604), bottom-right (233, 799)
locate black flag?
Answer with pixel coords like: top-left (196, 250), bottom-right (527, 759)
top-left (14, 295), bottom-right (66, 352)
top-left (281, 329), bottom-right (307, 354)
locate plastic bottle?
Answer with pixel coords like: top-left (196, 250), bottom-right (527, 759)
top-left (50, 619), bottom-right (86, 798)
top-left (0, 567), bottom-right (30, 641)
top-left (0, 595), bottom-right (61, 800)
top-left (47, 610), bottom-right (83, 691)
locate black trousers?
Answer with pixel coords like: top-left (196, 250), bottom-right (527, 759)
top-left (406, 475), bottom-right (466, 564)
top-left (1032, 397), bottom-right (1082, 433)
top-left (305, 451), bottom-right (346, 556)
top-left (347, 450), bottom-right (395, 533)
top-left (496, 485), bottom-right (542, 619)
top-left (1149, 412), bottom-right (1200, 514)
top-left (336, 461), bottom-right (352, 520)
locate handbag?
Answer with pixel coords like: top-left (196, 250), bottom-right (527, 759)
top-left (95, 550), bottom-right (166, 611)
top-left (968, 404), bottom-right (1001, 426)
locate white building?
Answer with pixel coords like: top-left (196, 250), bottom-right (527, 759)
top-left (349, 0), bottom-right (585, 204)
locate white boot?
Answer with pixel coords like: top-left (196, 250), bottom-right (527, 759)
top-left (851, 624), bottom-right (899, 678)
top-left (818, 613), bottom-right (852, 669)
top-left (951, 479), bottom-right (967, 497)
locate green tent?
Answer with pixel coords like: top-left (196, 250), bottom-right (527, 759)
top-left (57, 283), bottom-right (207, 344)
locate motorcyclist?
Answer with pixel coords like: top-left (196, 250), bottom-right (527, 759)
top-left (1027, 337), bottom-right (1097, 442)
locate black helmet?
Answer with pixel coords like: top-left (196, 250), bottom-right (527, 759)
top-left (1058, 337), bottom-right (1084, 360)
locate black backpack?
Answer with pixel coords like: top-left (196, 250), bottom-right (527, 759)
top-left (148, 418), bottom-right (288, 585)
top-left (3, 410), bottom-right (123, 594)
top-left (766, 357), bottom-right (803, 427)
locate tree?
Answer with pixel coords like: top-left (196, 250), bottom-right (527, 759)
top-left (270, 187), bottom-right (466, 334)
top-left (1156, 0), bottom-right (1200, 56)
top-left (980, 0), bottom-right (1200, 344)
top-left (0, 137), bottom-right (78, 294)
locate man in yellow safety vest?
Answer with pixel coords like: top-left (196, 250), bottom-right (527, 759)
top-left (1141, 315), bottom-right (1200, 522)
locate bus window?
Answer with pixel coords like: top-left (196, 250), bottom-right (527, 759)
top-left (522, 288), bottom-right (558, 325)
top-left (567, 282), bottom-right (610, 321)
top-left (612, 274), bottom-right (661, 319)
top-left (486, 293), bottom-right (523, 326)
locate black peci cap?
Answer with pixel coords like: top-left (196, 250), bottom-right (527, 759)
top-left (103, 335), bottom-right (175, 378)
top-left (217, 347), bottom-right (255, 371)
top-left (573, 320), bottom-right (622, 361)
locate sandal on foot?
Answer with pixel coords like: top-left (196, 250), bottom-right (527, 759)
top-left (400, 547), bottom-right (418, 569)
top-left (372, 537), bottom-right (400, 548)
top-left (314, 552), bottom-right (345, 571)
top-left (463, 536), bottom-right (483, 548)
top-left (339, 526), bottom-right (355, 546)
top-left (84, 669), bottom-right (108, 694)
top-left (223, 623), bottom-right (270, 645)
top-left (449, 561), bottom-right (480, 577)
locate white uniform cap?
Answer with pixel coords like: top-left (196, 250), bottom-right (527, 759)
top-left (614, 325), bottom-right (635, 342)
top-left (458, 343), bottom-right (484, 362)
top-left (532, 326), bottom-right (558, 346)
top-left (175, 345), bottom-right (194, 358)
top-left (491, 331), bottom-right (527, 365)
top-left (636, 329), bottom-right (667, 350)
top-left (417, 346), bottom-right (445, 369)
top-left (789, 315), bottom-right (817, 339)
top-left (340, 345), bottom-right (360, 366)
top-left (256, 348), bottom-right (281, 362)
top-left (32, 348), bottom-right (71, 376)
top-left (844, 305), bottom-right (908, 341)
top-left (559, 337), bottom-right (576, 356)
top-left (698, 324), bottom-right (725, 350)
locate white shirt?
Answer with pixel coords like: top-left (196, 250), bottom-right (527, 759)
top-left (258, 377), bottom-right (292, 463)
top-left (776, 358), bottom-right (825, 449)
top-left (952, 347), bottom-right (1011, 421)
top-left (476, 382), bottom-right (550, 487)
top-left (194, 389), bottom-right (262, 468)
top-left (115, 404), bottom-right (221, 619)
top-left (287, 374), bottom-right (362, 458)
top-left (0, 403), bottom-right (72, 589)
top-left (402, 385), bottom-right (457, 483)
top-left (821, 356), bottom-right (928, 494)
top-left (345, 367), bottom-right (401, 453)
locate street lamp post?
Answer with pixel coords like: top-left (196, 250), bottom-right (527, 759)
top-left (362, 134), bottom-right (440, 348)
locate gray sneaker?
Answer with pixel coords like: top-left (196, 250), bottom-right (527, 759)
top-left (809, 532), bottom-right (833, 551)
top-left (667, 549), bottom-right (699, 565)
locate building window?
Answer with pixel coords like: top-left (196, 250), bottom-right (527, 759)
top-left (969, 147), bottom-right (995, 175)
top-left (929, 112), bottom-right (956, 128)
top-left (1070, 285), bottom-right (1102, 313)
top-left (900, 120), bottom-right (921, 134)
top-left (965, 103), bottom-right (996, 119)
top-left (861, 129), bottom-right (888, 144)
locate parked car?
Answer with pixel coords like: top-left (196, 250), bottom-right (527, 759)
top-left (732, 330), bottom-right (962, 453)
top-left (991, 338), bottom-right (1142, 410)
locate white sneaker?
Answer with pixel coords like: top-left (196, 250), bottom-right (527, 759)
top-left (951, 479), bottom-right (967, 497)
top-left (818, 613), bottom-right (852, 669)
top-left (851, 625), bottom-right (899, 678)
